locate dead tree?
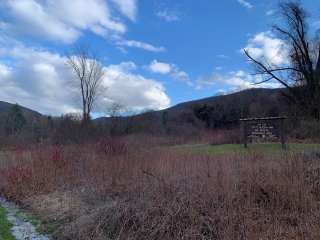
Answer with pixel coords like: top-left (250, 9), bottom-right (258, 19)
top-left (105, 102), bottom-right (126, 136)
top-left (244, 1), bottom-right (320, 119)
top-left (67, 45), bottom-right (105, 123)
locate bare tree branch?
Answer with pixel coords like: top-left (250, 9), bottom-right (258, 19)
top-left (66, 44), bottom-right (105, 123)
top-left (244, 50), bottom-right (292, 89)
top-left (244, 1), bottom-right (320, 119)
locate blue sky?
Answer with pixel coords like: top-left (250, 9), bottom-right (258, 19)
top-left (0, 0), bottom-right (319, 116)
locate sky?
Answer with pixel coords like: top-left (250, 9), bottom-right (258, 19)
top-left (0, 0), bottom-right (319, 116)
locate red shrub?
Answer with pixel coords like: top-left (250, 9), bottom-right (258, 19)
top-left (4, 165), bottom-right (32, 198)
top-left (50, 146), bottom-right (66, 169)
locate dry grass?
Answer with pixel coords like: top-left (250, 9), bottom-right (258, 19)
top-left (0, 137), bottom-right (320, 239)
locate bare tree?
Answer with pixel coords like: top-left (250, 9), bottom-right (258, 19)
top-left (67, 45), bottom-right (105, 123)
top-left (105, 102), bottom-right (127, 135)
top-left (244, 1), bottom-right (320, 119)
top-left (106, 102), bottom-right (126, 118)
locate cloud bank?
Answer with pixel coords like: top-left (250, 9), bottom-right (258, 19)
top-left (243, 31), bottom-right (289, 65)
top-left (0, 0), bottom-right (134, 43)
top-left (0, 43), bottom-right (170, 115)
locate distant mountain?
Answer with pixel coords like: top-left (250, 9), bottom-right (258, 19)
top-left (0, 87), bottom-right (292, 136)
top-left (165, 88), bottom-right (283, 112)
top-left (95, 88), bottom-right (291, 135)
top-left (0, 101), bottom-right (42, 119)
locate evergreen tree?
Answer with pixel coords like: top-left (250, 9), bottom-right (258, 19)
top-left (5, 104), bottom-right (27, 135)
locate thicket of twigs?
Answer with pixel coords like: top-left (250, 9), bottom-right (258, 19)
top-left (0, 135), bottom-right (320, 239)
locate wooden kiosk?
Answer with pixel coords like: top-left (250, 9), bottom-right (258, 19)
top-left (240, 117), bottom-right (287, 149)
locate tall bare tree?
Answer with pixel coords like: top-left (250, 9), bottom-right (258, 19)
top-left (67, 45), bottom-right (105, 123)
top-left (244, 1), bottom-right (320, 119)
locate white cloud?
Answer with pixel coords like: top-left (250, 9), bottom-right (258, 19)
top-left (0, 64), bottom-right (11, 78)
top-left (102, 62), bottom-right (170, 111)
top-left (171, 70), bottom-right (190, 84)
top-left (0, 1), bottom-right (167, 54)
top-left (215, 89), bottom-right (227, 96)
top-left (0, 0), bottom-right (138, 43)
top-left (147, 60), bottom-right (192, 86)
top-left (116, 40), bottom-right (166, 52)
top-left (237, 0), bottom-right (253, 9)
top-left (0, 45), bottom-right (78, 114)
top-left (197, 32), bottom-right (288, 92)
top-left (196, 73), bottom-right (222, 89)
top-left (266, 10), bottom-right (275, 16)
top-left (111, 0), bottom-right (137, 21)
top-left (196, 70), bottom-right (281, 91)
top-left (148, 60), bottom-right (172, 74)
top-left (0, 44), bottom-right (170, 115)
top-left (156, 10), bottom-right (180, 22)
top-left (243, 31), bottom-right (289, 65)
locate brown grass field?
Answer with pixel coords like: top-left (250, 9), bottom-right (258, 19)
top-left (1, 135), bottom-right (320, 239)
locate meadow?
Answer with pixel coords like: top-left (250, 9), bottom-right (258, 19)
top-left (1, 134), bottom-right (320, 239)
top-left (177, 143), bottom-right (320, 155)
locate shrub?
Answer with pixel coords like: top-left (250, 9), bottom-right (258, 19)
top-left (291, 119), bottom-right (320, 141)
top-left (210, 129), bottom-right (240, 145)
top-left (1, 140), bottom-right (320, 239)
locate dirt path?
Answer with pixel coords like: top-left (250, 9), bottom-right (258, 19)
top-left (0, 197), bottom-right (50, 240)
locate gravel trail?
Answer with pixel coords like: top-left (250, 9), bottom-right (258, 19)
top-left (0, 197), bottom-right (50, 240)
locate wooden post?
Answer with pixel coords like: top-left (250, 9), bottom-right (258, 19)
top-left (241, 121), bottom-right (248, 148)
top-left (280, 118), bottom-right (286, 150)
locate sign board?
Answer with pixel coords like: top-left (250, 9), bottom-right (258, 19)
top-left (240, 117), bottom-right (287, 149)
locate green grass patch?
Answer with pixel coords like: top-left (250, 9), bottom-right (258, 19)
top-left (0, 206), bottom-right (16, 240)
top-left (176, 143), bottom-right (320, 155)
